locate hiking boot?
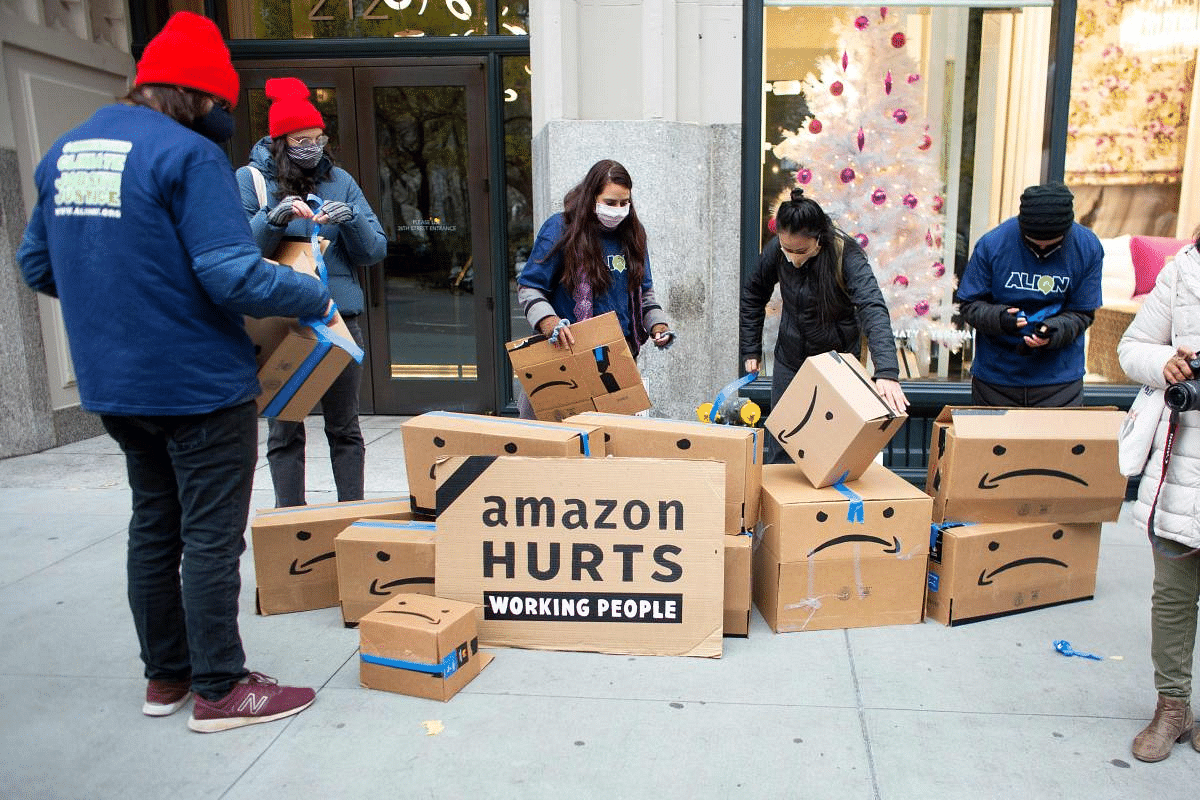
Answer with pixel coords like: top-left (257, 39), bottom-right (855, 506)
top-left (188, 672), bottom-right (315, 733)
top-left (1132, 694), bottom-right (1194, 762)
top-left (143, 678), bottom-right (192, 717)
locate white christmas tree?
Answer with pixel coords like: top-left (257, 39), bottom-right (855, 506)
top-left (771, 6), bottom-right (968, 355)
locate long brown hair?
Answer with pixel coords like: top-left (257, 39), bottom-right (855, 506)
top-left (546, 159), bottom-right (647, 294)
top-left (268, 136), bottom-right (335, 199)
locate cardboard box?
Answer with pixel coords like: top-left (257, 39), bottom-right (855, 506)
top-left (925, 521), bottom-right (1102, 626)
top-left (724, 534), bottom-right (752, 636)
top-left (401, 412), bottom-right (603, 516)
top-left (251, 498), bottom-right (412, 615)
top-left (753, 463), bottom-right (932, 632)
top-left (245, 238), bottom-right (362, 422)
top-left (434, 455), bottom-right (726, 657)
top-left (335, 519), bottom-right (437, 624)
top-left (506, 312), bottom-right (650, 421)
top-left (925, 407), bottom-right (1127, 523)
top-left (764, 351), bottom-right (907, 488)
top-left (564, 412), bottom-right (763, 535)
top-left (359, 593), bottom-right (493, 701)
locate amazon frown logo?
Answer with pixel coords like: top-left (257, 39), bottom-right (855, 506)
top-left (805, 505), bottom-right (902, 558)
top-left (525, 365), bottom-right (579, 396)
top-left (368, 549), bottom-right (434, 596)
top-left (977, 443), bottom-right (1089, 490)
top-left (288, 529), bottom-right (335, 575)
top-left (977, 528), bottom-right (1069, 586)
top-left (776, 386), bottom-right (833, 459)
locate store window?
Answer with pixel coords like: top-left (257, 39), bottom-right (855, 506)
top-left (759, 3), bottom-right (1056, 382)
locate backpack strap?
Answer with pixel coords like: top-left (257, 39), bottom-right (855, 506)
top-left (247, 165), bottom-right (269, 209)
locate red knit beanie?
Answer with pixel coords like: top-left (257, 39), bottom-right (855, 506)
top-left (134, 12), bottom-right (239, 108)
top-left (266, 78), bottom-right (325, 138)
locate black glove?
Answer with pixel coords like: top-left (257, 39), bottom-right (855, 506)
top-left (999, 309), bottom-right (1024, 335)
top-left (267, 196), bottom-right (303, 227)
top-left (318, 201), bottom-right (354, 225)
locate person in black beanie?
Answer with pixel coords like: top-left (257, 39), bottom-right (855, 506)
top-left (956, 182), bottom-right (1104, 406)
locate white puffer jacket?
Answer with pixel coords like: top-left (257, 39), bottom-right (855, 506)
top-left (1118, 244), bottom-right (1200, 548)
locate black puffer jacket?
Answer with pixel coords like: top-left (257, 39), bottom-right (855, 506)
top-left (740, 234), bottom-right (899, 379)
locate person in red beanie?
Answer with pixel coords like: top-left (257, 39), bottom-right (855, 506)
top-left (17, 11), bottom-right (322, 733)
top-left (236, 77), bottom-right (386, 508)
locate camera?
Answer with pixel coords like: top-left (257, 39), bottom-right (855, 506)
top-left (1165, 356), bottom-right (1200, 412)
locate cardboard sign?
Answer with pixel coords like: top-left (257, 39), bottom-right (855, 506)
top-left (434, 456), bottom-right (726, 657)
top-left (565, 412), bottom-right (763, 535)
top-left (359, 593), bottom-right (493, 701)
top-left (335, 519), bottom-right (437, 624)
top-left (251, 498), bottom-right (412, 615)
top-left (753, 463), bottom-right (932, 632)
top-left (506, 312), bottom-right (650, 421)
top-left (925, 521), bottom-right (1102, 626)
top-left (724, 534), bottom-right (752, 636)
top-left (401, 412), bottom-right (603, 516)
top-left (765, 351), bottom-right (906, 488)
top-left (925, 407), bottom-right (1127, 523)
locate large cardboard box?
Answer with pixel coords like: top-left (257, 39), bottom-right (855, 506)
top-left (251, 498), bottom-right (412, 615)
top-left (335, 519), bottom-right (437, 624)
top-left (434, 455), bottom-right (726, 657)
top-left (753, 463), bottom-right (931, 632)
top-left (724, 534), bottom-right (752, 636)
top-left (925, 406), bottom-right (1127, 523)
top-left (359, 593), bottom-right (492, 701)
top-left (764, 351), bottom-right (907, 488)
top-left (245, 238), bottom-right (361, 422)
top-left (506, 312), bottom-right (650, 421)
top-left (401, 412), bottom-right (603, 516)
top-left (925, 521), bottom-right (1102, 626)
top-left (565, 412), bottom-right (763, 535)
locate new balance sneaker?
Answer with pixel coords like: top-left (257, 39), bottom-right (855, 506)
top-left (143, 678), bottom-right (192, 717)
top-left (188, 672), bottom-right (315, 733)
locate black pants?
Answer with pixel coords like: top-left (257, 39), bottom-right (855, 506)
top-left (970, 376), bottom-right (1084, 407)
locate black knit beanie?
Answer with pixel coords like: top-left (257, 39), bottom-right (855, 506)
top-left (1018, 183), bottom-right (1075, 240)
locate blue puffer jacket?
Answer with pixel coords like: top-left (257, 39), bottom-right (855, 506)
top-left (237, 138), bottom-right (387, 316)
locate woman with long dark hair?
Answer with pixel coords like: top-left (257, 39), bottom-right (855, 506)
top-left (741, 188), bottom-right (907, 462)
top-left (516, 159), bottom-right (674, 417)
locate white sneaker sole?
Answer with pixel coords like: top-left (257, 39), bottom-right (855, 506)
top-left (143, 693), bottom-right (192, 717)
top-left (187, 698), bottom-right (315, 733)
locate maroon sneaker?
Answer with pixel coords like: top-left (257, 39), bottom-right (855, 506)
top-left (188, 672), bottom-right (315, 733)
top-left (143, 678), bottom-right (192, 717)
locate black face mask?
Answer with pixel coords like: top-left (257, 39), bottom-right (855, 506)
top-left (191, 105), bottom-right (235, 144)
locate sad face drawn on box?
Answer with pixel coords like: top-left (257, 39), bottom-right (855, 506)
top-left (775, 386), bottom-right (822, 458)
top-left (804, 506), bottom-right (902, 558)
top-left (289, 529), bottom-right (335, 575)
top-left (368, 549), bottom-right (435, 596)
top-left (976, 443), bottom-right (1090, 490)
top-left (427, 435), bottom-right (524, 480)
top-left (977, 529), bottom-right (1069, 586)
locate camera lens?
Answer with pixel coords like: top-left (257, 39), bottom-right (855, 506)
top-left (1166, 380), bottom-right (1200, 412)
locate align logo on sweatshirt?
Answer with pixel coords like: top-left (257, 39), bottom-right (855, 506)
top-left (53, 139), bottom-right (131, 219)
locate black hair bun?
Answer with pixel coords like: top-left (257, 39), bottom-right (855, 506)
top-left (790, 187), bottom-right (806, 202)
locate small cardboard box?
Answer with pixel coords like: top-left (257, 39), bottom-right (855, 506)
top-left (925, 406), bottom-right (1127, 523)
top-left (335, 519), bottom-right (437, 624)
top-left (925, 521), bottom-right (1102, 626)
top-left (434, 455), bottom-right (726, 657)
top-left (753, 463), bottom-right (932, 632)
top-left (359, 593), bottom-right (493, 701)
top-left (724, 534), bottom-right (752, 636)
top-left (251, 498), bottom-right (412, 615)
top-left (506, 312), bottom-right (650, 421)
top-left (245, 238), bottom-right (361, 422)
top-left (765, 351), bottom-right (906, 488)
top-left (401, 412), bottom-right (603, 516)
top-left (565, 412), bottom-right (763, 535)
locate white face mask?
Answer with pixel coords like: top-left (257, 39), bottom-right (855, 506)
top-left (595, 203), bottom-right (630, 230)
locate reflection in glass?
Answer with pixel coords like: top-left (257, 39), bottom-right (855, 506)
top-left (504, 56), bottom-right (534, 403)
top-left (374, 85), bottom-right (477, 381)
top-left (224, 0), bottom-right (487, 40)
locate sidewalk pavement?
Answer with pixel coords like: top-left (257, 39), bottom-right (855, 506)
top-left (1, 414), bottom-right (1198, 799)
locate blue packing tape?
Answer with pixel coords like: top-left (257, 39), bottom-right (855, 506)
top-left (361, 649), bottom-right (460, 678)
top-left (709, 372), bottom-right (758, 423)
top-left (261, 322), bottom-right (363, 418)
top-left (831, 472), bottom-right (864, 523)
top-left (352, 520), bottom-right (437, 530)
top-left (423, 411), bottom-right (593, 456)
top-left (306, 194), bottom-right (328, 284)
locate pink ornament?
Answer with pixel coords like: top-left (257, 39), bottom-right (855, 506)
top-left (857, 127), bottom-right (865, 151)
top-left (885, 71), bottom-right (893, 95)
top-left (768, 218), bottom-right (777, 234)
top-left (932, 195), bottom-right (944, 212)
top-left (871, 188), bottom-right (887, 205)
top-left (892, 32), bottom-right (906, 48)
top-left (914, 300), bottom-right (930, 316)
top-left (903, 193), bottom-right (918, 209)
top-left (893, 275), bottom-right (909, 288)
top-left (918, 134), bottom-right (932, 151)
top-left (907, 73), bottom-right (920, 84)
top-left (855, 15), bottom-right (869, 29)
top-left (893, 109), bottom-right (908, 124)
top-left (880, 7), bottom-right (887, 19)
top-left (931, 262), bottom-right (945, 278)
top-left (925, 230), bottom-right (934, 247)
top-left (855, 233), bottom-right (870, 248)
top-left (830, 81), bottom-right (843, 96)
top-left (796, 168), bottom-right (812, 185)
top-left (842, 51), bottom-right (848, 71)
top-left (809, 119), bottom-right (823, 134)
top-left (840, 168), bottom-right (856, 184)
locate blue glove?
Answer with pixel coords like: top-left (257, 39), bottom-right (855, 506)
top-left (653, 329), bottom-right (677, 350)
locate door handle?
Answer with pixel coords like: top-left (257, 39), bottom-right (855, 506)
top-left (486, 296), bottom-right (494, 311)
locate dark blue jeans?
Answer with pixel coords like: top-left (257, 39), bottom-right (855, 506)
top-left (101, 401), bottom-right (256, 701)
top-left (267, 316), bottom-right (365, 507)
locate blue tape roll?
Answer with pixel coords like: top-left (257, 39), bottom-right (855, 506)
top-left (709, 371), bottom-right (758, 423)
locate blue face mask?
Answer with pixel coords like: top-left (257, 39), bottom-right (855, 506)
top-left (191, 105), bottom-right (234, 144)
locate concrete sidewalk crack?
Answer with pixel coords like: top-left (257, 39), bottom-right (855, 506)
top-left (846, 629), bottom-right (882, 800)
